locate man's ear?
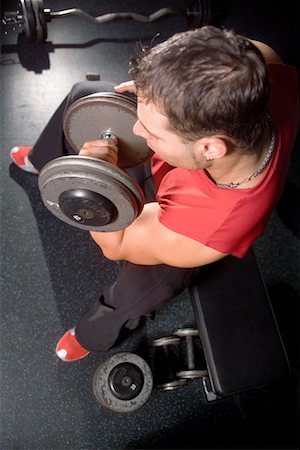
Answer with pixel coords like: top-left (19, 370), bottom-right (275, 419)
top-left (197, 136), bottom-right (228, 160)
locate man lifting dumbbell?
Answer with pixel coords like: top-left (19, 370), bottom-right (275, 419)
top-left (10, 26), bottom-right (299, 362)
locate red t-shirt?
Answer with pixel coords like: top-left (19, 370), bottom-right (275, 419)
top-left (151, 63), bottom-right (299, 258)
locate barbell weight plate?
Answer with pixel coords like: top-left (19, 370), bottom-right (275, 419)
top-left (93, 352), bottom-right (153, 413)
top-left (186, 0), bottom-right (212, 29)
top-left (63, 92), bottom-right (152, 169)
top-left (20, 0), bottom-right (36, 40)
top-left (38, 156), bottom-right (144, 231)
top-left (31, 0), bottom-right (47, 41)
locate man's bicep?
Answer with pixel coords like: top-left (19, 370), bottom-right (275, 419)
top-left (151, 221), bottom-right (227, 267)
top-left (119, 204), bottom-right (227, 267)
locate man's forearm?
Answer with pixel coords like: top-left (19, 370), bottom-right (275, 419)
top-left (89, 229), bottom-right (126, 260)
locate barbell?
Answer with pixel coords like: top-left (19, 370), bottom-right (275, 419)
top-left (38, 91), bottom-right (151, 232)
top-left (2, 0), bottom-right (212, 42)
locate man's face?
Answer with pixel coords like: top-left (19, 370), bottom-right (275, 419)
top-left (133, 98), bottom-right (207, 170)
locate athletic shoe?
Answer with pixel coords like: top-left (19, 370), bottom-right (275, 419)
top-left (56, 328), bottom-right (90, 362)
top-left (10, 146), bottom-right (39, 174)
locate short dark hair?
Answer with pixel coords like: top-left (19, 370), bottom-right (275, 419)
top-left (130, 26), bottom-right (270, 150)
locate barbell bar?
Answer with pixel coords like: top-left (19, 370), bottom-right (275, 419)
top-left (2, 0), bottom-right (212, 42)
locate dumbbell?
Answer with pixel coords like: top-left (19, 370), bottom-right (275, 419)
top-left (149, 336), bottom-right (189, 391)
top-left (38, 91), bottom-right (152, 232)
top-left (1, 0), bottom-right (213, 43)
top-left (93, 352), bottom-right (153, 413)
top-left (175, 328), bottom-right (208, 379)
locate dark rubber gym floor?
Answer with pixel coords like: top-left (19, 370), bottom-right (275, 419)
top-left (0, 1), bottom-right (299, 449)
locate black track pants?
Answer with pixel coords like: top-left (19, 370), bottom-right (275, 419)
top-left (75, 262), bottom-right (202, 352)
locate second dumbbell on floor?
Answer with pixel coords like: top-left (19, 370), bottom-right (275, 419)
top-left (175, 328), bottom-right (208, 379)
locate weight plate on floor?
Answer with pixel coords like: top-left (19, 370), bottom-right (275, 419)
top-left (63, 92), bottom-right (152, 169)
top-left (150, 336), bottom-right (181, 347)
top-left (38, 156), bottom-right (144, 231)
top-left (93, 352), bottom-right (153, 413)
top-left (175, 328), bottom-right (199, 337)
top-left (176, 369), bottom-right (208, 379)
top-left (157, 379), bottom-right (189, 391)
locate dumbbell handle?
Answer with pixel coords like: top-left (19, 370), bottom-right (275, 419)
top-left (186, 335), bottom-right (195, 370)
top-left (100, 130), bottom-right (119, 146)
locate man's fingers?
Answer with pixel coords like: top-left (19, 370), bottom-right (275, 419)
top-left (79, 140), bottom-right (118, 165)
top-left (81, 139), bottom-right (118, 152)
top-left (114, 80), bottom-right (137, 94)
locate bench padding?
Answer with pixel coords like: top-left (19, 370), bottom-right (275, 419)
top-left (189, 249), bottom-right (290, 396)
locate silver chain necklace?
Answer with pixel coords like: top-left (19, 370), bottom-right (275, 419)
top-left (215, 118), bottom-right (276, 189)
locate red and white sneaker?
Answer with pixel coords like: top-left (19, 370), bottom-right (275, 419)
top-left (56, 328), bottom-right (90, 362)
top-left (10, 146), bottom-right (39, 174)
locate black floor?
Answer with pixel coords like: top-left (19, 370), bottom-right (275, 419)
top-left (0, 1), bottom-right (299, 449)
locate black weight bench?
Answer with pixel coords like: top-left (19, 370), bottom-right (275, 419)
top-left (189, 249), bottom-right (290, 401)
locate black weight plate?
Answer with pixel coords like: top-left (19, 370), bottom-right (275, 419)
top-left (63, 92), bottom-right (152, 169)
top-left (93, 353), bottom-right (153, 413)
top-left (20, 0), bottom-right (36, 40)
top-left (108, 362), bottom-right (144, 400)
top-left (31, 0), bottom-right (47, 42)
top-left (58, 188), bottom-right (118, 227)
top-left (38, 156), bottom-right (143, 231)
top-left (186, 0), bottom-right (212, 29)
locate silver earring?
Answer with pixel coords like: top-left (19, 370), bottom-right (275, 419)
top-left (206, 157), bottom-right (212, 162)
